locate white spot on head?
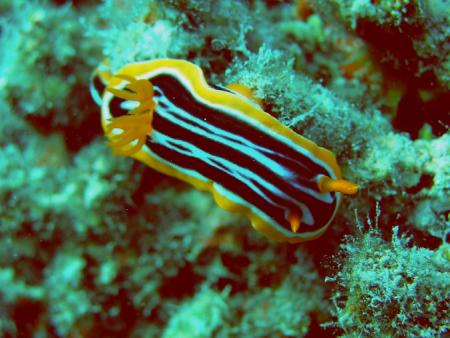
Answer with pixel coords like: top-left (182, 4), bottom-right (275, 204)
top-left (120, 100), bottom-right (140, 110)
top-left (111, 128), bottom-right (124, 136)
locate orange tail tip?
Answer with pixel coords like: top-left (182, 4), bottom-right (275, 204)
top-left (288, 211), bottom-right (302, 233)
top-left (318, 175), bottom-right (358, 195)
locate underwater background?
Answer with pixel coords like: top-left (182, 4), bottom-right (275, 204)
top-left (0, 0), bottom-right (449, 337)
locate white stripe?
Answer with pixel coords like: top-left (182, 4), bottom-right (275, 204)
top-left (154, 88), bottom-right (332, 204)
top-left (154, 88), bottom-right (295, 176)
top-left (135, 66), bottom-right (337, 179)
top-left (89, 79), bottom-right (103, 106)
top-left (153, 131), bottom-right (281, 204)
top-left (151, 130), bottom-right (316, 226)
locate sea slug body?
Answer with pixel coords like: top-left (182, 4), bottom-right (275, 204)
top-left (91, 59), bottom-right (357, 243)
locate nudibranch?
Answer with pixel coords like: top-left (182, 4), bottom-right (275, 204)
top-left (90, 59), bottom-right (358, 243)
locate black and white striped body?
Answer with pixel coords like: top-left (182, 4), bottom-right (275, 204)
top-left (105, 69), bottom-right (341, 239)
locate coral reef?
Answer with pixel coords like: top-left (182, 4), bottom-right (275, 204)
top-left (0, 0), bottom-right (448, 337)
top-left (326, 226), bottom-right (450, 337)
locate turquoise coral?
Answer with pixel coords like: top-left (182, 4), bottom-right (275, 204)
top-left (0, 0), bottom-right (448, 336)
